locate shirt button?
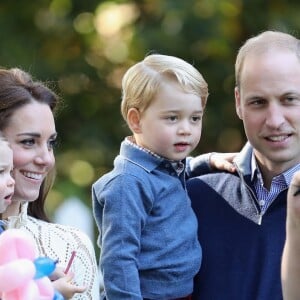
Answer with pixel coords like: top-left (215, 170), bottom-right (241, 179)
top-left (259, 200), bottom-right (265, 206)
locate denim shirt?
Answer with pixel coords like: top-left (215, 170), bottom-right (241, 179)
top-left (92, 139), bottom-right (201, 300)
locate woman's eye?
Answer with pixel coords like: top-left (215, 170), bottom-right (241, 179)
top-left (192, 116), bottom-right (201, 122)
top-left (20, 139), bottom-right (35, 146)
top-left (48, 139), bottom-right (57, 149)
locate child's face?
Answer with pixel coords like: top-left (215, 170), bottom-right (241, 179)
top-left (135, 80), bottom-right (203, 161)
top-left (0, 143), bottom-right (14, 213)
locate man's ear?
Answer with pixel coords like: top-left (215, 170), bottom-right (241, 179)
top-left (127, 108), bottom-right (142, 133)
top-left (235, 87), bottom-right (243, 120)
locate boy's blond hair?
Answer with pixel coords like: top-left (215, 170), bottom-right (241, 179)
top-left (121, 54), bottom-right (208, 122)
top-left (235, 30), bottom-right (300, 89)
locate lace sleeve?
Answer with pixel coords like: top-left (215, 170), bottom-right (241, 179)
top-left (67, 227), bottom-right (100, 299)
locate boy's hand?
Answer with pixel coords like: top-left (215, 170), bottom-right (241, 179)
top-left (209, 152), bottom-right (237, 173)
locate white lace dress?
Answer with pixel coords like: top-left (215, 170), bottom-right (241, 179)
top-left (6, 202), bottom-right (100, 300)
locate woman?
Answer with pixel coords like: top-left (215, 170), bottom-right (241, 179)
top-left (0, 68), bottom-right (99, 299)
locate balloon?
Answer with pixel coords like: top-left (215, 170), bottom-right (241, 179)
top-left (0, 259), bottom-right (35, 292)
top-left (0, 229), bottom-right (36, 264)
top-left (53, 291), bottom-right (65, 300)
top-left (35, 277), bottom-right (56, 299)
top-left (34, 257), bottom-right (57, 279)
top-left (3, 280), bottom-right (39, 300)
top-left (0, 228), bottom-right (63, 300)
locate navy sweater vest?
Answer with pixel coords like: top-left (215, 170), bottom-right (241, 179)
top-left (188, 173), bottom-right (286, 300)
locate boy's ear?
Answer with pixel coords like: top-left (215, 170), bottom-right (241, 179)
top-left (127, 108), bottom-right (142, 133)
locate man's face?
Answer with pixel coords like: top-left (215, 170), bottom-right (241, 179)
top-left (235, 49), bottom-right (300, 174)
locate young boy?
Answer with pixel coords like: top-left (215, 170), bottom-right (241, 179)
top-left (0, 136), bottom-right (15, 232)
top-left (92, 54), bottom-right (208, 299)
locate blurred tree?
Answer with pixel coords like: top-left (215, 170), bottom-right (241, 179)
top-left (0, 0), bottom-right (299, 222)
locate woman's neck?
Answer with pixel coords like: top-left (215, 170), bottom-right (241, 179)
top-left (2, 200), bottom-right (21, 219)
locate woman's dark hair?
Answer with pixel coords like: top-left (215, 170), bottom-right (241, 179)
top-left (0, 67), bottom-right (60, 222)
top-left (27, 168), bottom-right (57, 222)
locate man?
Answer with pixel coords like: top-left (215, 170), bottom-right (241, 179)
top-left (187, 30), bottom-right (300, 299)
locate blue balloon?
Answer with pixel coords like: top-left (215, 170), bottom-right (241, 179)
top-left (34, 256), bottom-right (57, 279)
top-left (53, 290), bottom-right (65, 300)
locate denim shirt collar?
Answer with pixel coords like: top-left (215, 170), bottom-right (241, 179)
top-left (121, 137), bottom-right (186, 174)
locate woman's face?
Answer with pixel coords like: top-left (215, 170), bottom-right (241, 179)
top-left (2, 101), bottom-right (57, 203)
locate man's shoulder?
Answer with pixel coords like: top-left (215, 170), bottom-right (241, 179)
top-left (189, 171), bottom-right (238, 184)
top-left (187, 171), bottom-right (241, 196)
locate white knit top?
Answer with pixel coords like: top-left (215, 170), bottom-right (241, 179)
top-left (6, 202), bottom-right (100, 299)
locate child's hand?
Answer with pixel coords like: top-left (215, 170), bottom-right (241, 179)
top-left (209, 152), bottom-right (237, 173)
top-left (51, 266), bottom-right (86, 299)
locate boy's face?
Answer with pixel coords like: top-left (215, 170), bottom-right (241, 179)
top-left (134, 80), bottom-right (203, 161)
top-left (0, 143), bottom-right (14, 213)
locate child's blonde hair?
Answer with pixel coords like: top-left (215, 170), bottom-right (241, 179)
top-left (121, 54), bottom-right (208, 122)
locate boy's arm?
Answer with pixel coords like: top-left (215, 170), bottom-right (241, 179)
top-left (281, 171), bottom-right (300, 300)
top-left (93, 175), bottom-right (150, 300)
top-left (186, 152), bottom-right (236, 178)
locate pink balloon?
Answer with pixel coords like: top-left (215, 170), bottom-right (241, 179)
top-left (0, 259), bottom-right (35, 292)
top-left (0, 229), bottom-right (37, 264)
top-left (36, 277), bottom-right (55, 300)
top-left (2, 280), bottom-right (39, 300)
top-left (0, 229), bottom-right (55, 300)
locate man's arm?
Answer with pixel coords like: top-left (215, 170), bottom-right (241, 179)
top-left (282, 170), bottom-right (300, 300)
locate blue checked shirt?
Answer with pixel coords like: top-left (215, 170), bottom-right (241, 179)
top-left (251, 155), bottom-right (300, 213)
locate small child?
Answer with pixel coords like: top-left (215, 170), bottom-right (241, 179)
top-left (0, 136), bottom-right (15, 231)
top-left (92, 54), bottom-right (208, 299)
